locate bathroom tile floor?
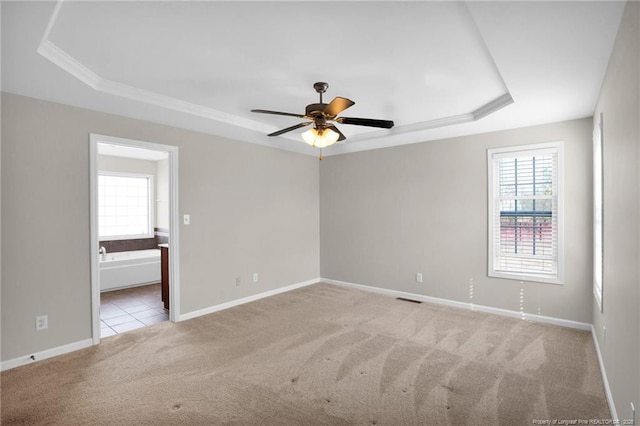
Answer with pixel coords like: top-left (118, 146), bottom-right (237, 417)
top-left (100, 283), bottom-right (169, 337)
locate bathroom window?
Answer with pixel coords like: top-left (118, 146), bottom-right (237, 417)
top-left (487, 142), bottom-right (564, 284)
top-left (98, 172), bottom-right (153, 240)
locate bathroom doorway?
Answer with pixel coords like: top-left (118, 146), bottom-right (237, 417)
top-left (89, 134), bottom-right (180, 344)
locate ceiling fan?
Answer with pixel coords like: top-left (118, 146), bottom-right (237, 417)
top-left (251, 82), bottom-right (394, 157)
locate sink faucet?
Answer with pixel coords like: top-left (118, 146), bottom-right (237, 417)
top-left (99, 246), bottom-right (107, 260)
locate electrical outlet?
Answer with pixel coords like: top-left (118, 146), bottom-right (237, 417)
top-left (35, 315), bottom-right (48, 331)
top-left (253, 273), bottom-right (258, 283)
top-left (416, 273), bottom-right (423, 283)
top-left (235, 277), bottom-right (241, 286)
top-left (183, 214), bottom-right (191, 225)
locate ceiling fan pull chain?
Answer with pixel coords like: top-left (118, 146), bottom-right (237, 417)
top-left (319, 148), bottom-right (323, 161)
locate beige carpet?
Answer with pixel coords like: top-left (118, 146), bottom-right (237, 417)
top-left (1, 283), bottom-right (609, 425)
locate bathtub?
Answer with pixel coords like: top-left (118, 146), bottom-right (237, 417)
top-left (99, 249), bottom-right (161, 292)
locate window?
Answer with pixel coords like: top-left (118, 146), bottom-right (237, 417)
top-left (488, 142), bottom-right (564, 284)
top-left (593, 114), bottom-right (603, 310)
top-left (98, 172), bottom-right (153, 240)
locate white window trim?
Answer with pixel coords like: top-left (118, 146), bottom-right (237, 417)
top-left (487, 141), bottom-right (565, 285)
top-left (593, 114), bottom-right (604, 311)
top-left (98, 170), bottom-right (155, 241)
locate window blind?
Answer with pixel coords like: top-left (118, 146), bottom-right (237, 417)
top-left (488, 143), bottom-right (563, 283)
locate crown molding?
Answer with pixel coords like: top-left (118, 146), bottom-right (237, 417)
top-left (345, 92), bottom-right (514, 144)
top-left (473, 93), bottom-right (514, 120)
top-left (38, 0), bottom-right (513, 150)
top-left (38, 39), bottom-right (273, 133)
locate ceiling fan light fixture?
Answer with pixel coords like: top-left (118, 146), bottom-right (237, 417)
top-left (301, 127), bottom-right (340, 148)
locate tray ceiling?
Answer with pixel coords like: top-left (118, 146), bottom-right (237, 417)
top-left (1, 1), bottom-right (626, 156)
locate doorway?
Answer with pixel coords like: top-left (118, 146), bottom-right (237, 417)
top-left (89, 134), bottom-right (180, 344)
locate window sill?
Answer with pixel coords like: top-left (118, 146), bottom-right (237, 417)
top-left (99, 234), bottom-right (155, 241)
top-left (489, 271), bottom-right (564, 285)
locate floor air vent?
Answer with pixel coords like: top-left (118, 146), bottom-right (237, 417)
top-left (396, 297), bottom-right (422, 304)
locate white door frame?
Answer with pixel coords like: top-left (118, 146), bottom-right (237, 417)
top-left (89, 134), bottom-right (180, 345)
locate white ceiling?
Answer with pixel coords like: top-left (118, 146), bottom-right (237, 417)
top-left (1, 1), bottom-right (625, 157)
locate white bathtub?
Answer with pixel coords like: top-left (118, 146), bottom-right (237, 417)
top-left (99, 249), bottom-right (161, 292)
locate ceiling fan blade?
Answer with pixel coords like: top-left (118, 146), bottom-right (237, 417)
top-left (327, 125), bottom-right (346, 141)
top-left (337, 117), bottom-right (394, 129)
top-left (267, 122), bottom-right (312, 137)
top-left (251, 109), bottom-right (306, 119)
top-left (323, 97), bottom-right (355, 117)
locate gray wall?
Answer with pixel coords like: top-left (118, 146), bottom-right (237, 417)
top-left (592, 1), bottom-right (639, 421)
top-left (320, 118), bottom-right (594, 324)
top-left (1, 93), bottom-right (320, 361)
top-left (156, 158), bottom-right (170, 229)
top-left (0, 87), bottom-right (3, 360)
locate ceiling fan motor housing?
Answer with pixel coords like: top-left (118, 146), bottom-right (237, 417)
top-left (306, 103), bottom-right (329, 117)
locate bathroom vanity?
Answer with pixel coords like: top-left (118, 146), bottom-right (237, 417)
top-left (159, 244), bottom-right (169, 310)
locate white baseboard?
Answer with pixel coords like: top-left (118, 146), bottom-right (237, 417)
top-left (1, 338), bottom-right (93, 372)
top-left (591, 326), bottom-right (618, 421)
top-left (100, 280), bottom-right (161, 293)
top-left (178, 278), bottom-right (321, 322)
top-left (322, 278), bottom-right (592, 331)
